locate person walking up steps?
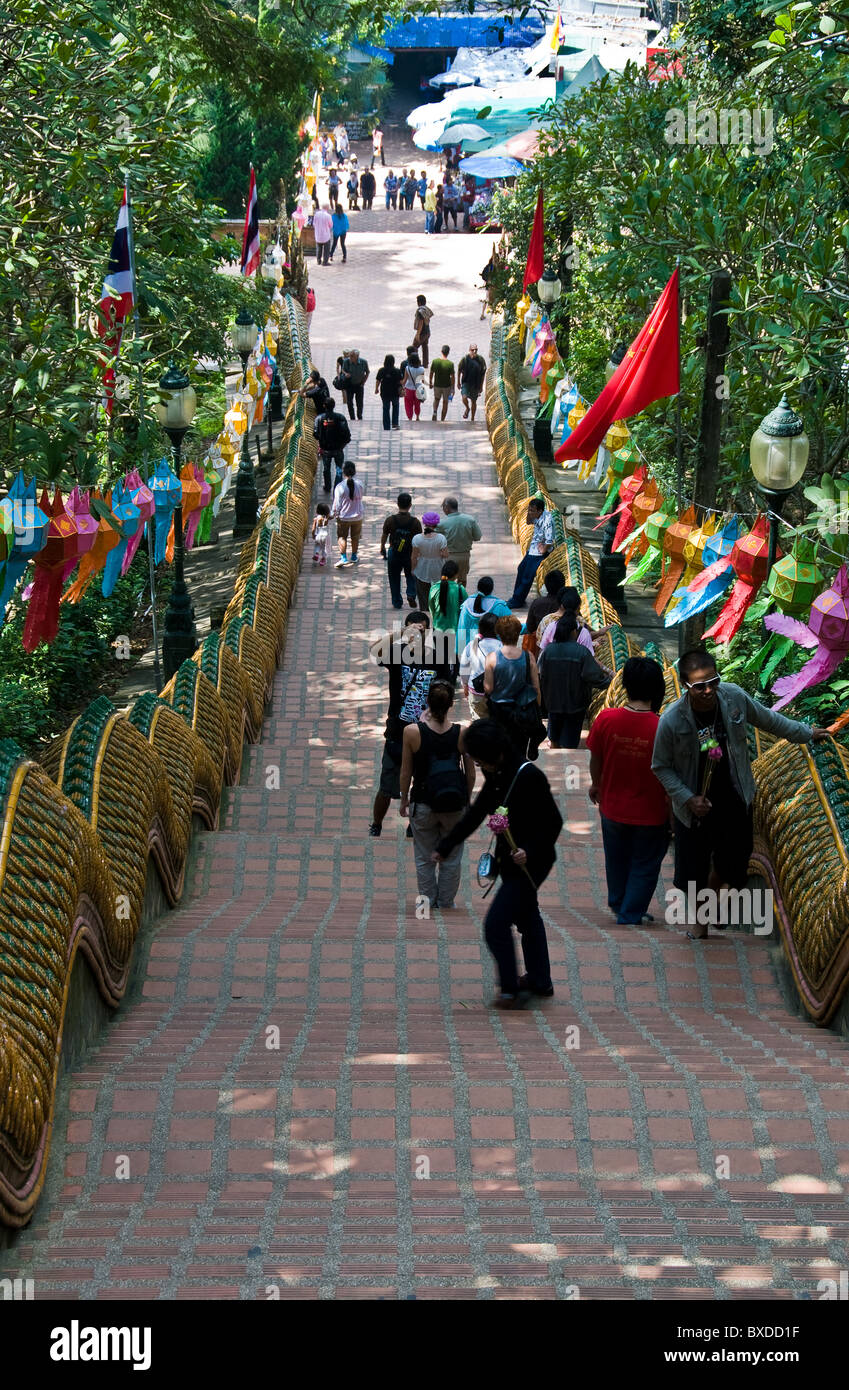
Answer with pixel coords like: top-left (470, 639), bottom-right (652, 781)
top-left (327, 167), bottom-right (341, 211)
top-left (536, 614), bottom-right (610, 749)
top-left (402, 350), bottom-right (425, 424)
top-left (375, 353), bottom-right (402, 431)
top-left (433, 719), bottom-right (563, 1007)
top-left (417, 171), bottom-right (428, 209)
top-left (457, 575), bottom-right (511, 651)
top-left (436, 495), bottom-right (481, 585)
top-left (484, 615), bottom-right (545, 761)
top-left (340, 348), bottom-right (369, 420)
top-left (400, 681), bottom-right (475, 911)
top-left (384, 170), bottom-right (398, 209)
top-left (369, 611), bottom-right (446, 838)
top-left (460, 611), bottom-right (502, 719)
top-left (428, 560), bottom-right (468, 675)
top-left (413, 295), bottom-right (434, 367)
top-left (424, 181), bottom-right (436, 234)
top-left (311, 502), bottom-right (331, 566)
top-left (313, 396), bottom-right (350, 493)
top-left (429, 346), bottom-right (455, 422)
top-left (380, 492), bottom-right (422, 609)
top-left (346, 170), bottom-right (359, 209)
top-left (330, 460), bottom-right (364, 568)
top-left (372, 124), bottom-right (384, 167)
top-left (457, 343), bottom-right (486, 421)
top-left (411, 512), bottom-right (448, 611)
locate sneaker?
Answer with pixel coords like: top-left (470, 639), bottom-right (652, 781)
top-left (492, 992), bottom-right (529, 1010)
top-left (350, 555), bottom-right (359, 565)
top-left (312, 554), bottom-right (319, 564)
top-left (368, 823), bottom-right (382, 838)
top-left (335, 556), bottom-right (349, 568)
top-left (319, 556), bottom-right (326, 566)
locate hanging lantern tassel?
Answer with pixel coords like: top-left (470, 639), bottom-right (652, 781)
top-left (599, 437), bottom-right (638, 516)
top-left (624, 503), bottom-right (675, 586)
top-left (609, 464), bottom-right (647, 548)
top-left (765, 564), bottom-right (849, 711)
top-left (185, 465), bottom-right (212, 551)
top-left (149, 457), bottom-right (182, 565)
top-left (62, 491), bottom-right (121, 604)
top-left (654, 506), bottom-right (697, 614)
top-left (102, 481), bottom-right (141, 598)
top-left (22, 488), bottom-right (78, 651)
top-left (122, 470), bottom-right (155, 576)
top-left (0, 474), bottom-right (48, 626)
top-left (662, 514), bottom-right (717, 623)
top-left (61, 489), bottom-right (99, 584)
top-left (165, 463), bottom-right (202, 563)
top-left (703, 514), bottom-right (777, 645)
top-left (617, 479), bottom-right (662, 563)
top-left (665, 516), bottom-right (744, 627)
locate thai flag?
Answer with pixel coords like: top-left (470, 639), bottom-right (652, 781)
top-left (241, 165), bottom-right (261, 277)
top-left (98, 187), bottom-right (135, 416)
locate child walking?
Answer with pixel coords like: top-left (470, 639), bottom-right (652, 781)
top-left (312, 502), bottom-right (330, 566)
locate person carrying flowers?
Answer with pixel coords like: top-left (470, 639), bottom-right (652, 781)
top-left (433, 719), bottom-right (563, 1008)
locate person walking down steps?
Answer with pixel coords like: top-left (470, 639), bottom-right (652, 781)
top-left (313, 397), bottom-right (351, 493)
top-left (330, 461), bottom-right (365, 568)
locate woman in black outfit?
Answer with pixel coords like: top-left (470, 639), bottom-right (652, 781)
top-left (433, 719), bottom-right (563, 1009)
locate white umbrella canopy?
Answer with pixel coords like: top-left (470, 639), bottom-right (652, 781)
top-left (437, 121), bottom-right (493, 145)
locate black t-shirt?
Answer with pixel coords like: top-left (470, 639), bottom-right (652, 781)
top-left (694, 705), bottom-right (737, 808)
top-left (376, 365), bottom-right (402, 399)
top-left (383, 510), bottom-right (422, 554)
top-left (526, 591), bottom-right (560, 636)
top-left (459, 354), bottom-right (486, 391)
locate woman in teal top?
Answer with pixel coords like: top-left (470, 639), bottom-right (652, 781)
top-left (428, 560), bottom-right (467, 670)
top-left (456, 575), bottom-right (512, 651)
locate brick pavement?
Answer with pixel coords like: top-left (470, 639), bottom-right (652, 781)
top-left (4, 229), bottom-right (849, 1300)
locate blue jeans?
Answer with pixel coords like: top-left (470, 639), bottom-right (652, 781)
top-left (507, 552), bottom-right (543, 607)
top-left (386, 551), bottom-right (416, 607)
top-left (600, 816), bottom-right (669, 925)
top-left (425, 211), bottom-right (435, 233)
top-left (381, 395), bottom-right (400, 430)
top-left (484, 862), bottom-right (554, 995)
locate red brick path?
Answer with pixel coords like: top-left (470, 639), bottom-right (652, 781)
top-left (5, 229), bottom-right (849, 1299)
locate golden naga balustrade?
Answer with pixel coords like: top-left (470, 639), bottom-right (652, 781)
top-left (0, 291), bottom-right (318, 1228)
top-left (485, 319), bottom-right (849, 1028)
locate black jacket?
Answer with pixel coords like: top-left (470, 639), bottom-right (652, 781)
top-left (436, 759), bottom-right (562, 885)
top-left (537, 639), bottom-right (610, 714)
top-left (313, 410), bottom-right (351, 453)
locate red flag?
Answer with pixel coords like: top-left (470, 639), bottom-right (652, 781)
top-left (241, 165), bottom-right (260, 277)
top-left (97, 186), bottom-right (135, 417)
top-left (523, 188), bottom-right (544, 291)
top-left (555, 267), bottom-right (680, 463)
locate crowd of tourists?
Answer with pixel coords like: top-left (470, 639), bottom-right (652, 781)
top-left (299, 239), bottom-right (832, 1011)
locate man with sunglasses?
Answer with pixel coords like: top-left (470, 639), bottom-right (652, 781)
top-left (651, 649), bottom-right (830, 937)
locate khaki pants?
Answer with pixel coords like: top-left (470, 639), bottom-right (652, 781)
top-left (469, 692), bottom-right (490, 719)
top-left (410, 804), bottom-right (465, 907)
top-left (447, 552), bottom-right (470, 585)
top-left (432, 386), bottom-right (451, 417)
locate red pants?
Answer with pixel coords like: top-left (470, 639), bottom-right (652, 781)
top-left (404, 389), bottom-right (421, 420)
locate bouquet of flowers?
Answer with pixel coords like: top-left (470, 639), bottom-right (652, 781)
top-left (487, 806), bottom-right (535, 887)
top-left (698, 730), bottom-right (723, 799)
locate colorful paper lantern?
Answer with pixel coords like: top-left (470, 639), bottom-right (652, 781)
top-left (665, 516), bottom-right (743, 627)
top-left (610, 465), bottom-right (647, 551)
top-left (765, 533), bottom-right (824, 616)
top-left (185, 465), bottom-right (212, 551)
top-left (22, 489), bottom-right (77, 650)
top-left (60, 489), bottom-right (99, 584)
top-left (165, 462), bottom-right (202, 563)
top-left (0, 474), bottom-right (49, 626)
top-left (766, 564), bottom-right (849, 710)
top-left (102, 480), bottom-right (141, 598)
top-left (62, 490), bottom-right (121, 604)
top-left (618, 478), bottom-right (662, 562)
top-left (663, 514), bottom-right (718, 621)
top-left (121, 470), bottom-right (155, 576)
top-left (703, 514), bottom-right (779, 644)
top-left (654, 506), bottom-right (697, 614)
top-left (625, 502), bottom-right (675, 585)
top-left (150, 457), bottom-right (182, 565)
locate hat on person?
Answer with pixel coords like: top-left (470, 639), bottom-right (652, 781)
top-left (422, 511), bottom-right (440, 526)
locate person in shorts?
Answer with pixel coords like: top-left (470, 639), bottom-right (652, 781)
top-left (457, 343), bottom-right (486, 421)
top-left (429, 345), bottom-right (455, 421)
top-left (330, 460), bottom-right (364, 568)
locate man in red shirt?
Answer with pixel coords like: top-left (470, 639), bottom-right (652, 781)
top-left (586, 657), bottom-right (670, 925)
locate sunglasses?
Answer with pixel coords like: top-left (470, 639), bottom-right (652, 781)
top-left (685, 676), bottom-right (721, 693)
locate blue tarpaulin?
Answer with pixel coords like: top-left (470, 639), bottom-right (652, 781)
top-left (383, 14), bottom-right (544, 50)
top-left (354, 40), bottom-right (395, 65)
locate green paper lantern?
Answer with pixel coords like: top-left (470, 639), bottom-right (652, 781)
top-left (765, 536), bottom-right (825, 614)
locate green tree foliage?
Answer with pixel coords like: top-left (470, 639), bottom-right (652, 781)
top-left (492, 8), bottom-right (849, 516)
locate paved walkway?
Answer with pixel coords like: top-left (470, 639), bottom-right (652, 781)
top-left (6, 229), bottom-right (849, 1300)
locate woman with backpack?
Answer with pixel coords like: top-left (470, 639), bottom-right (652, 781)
top-left (400, 681), bottom-right (476, 910)
top-left (456, 575), bottom-right (512, 651)
top-left (484, 614), bottom-right (544, 760)
top-left (402, 350), bottom-right (425, 424)
top-left (330, 460), bottom-right (364, 568)
top-left (460, 610), bottom-right (501, 719)
top-left (375, 353), bottom-right (403, 431)
top-left (432, 719), bottom-right (563, 1007)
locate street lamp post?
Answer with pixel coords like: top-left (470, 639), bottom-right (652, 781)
top-left (232, 307), bottom-right (259, 538)
top-left (532, 270), bottom-right (563, 464)
top-left (750, 393), bottom-right (810, 575)
top-left (156, 363), bottom-right (198, 681)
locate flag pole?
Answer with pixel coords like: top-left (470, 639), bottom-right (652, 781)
top-left (126, 177), bottom-right (163, 694)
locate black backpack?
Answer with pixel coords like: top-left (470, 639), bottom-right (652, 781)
top-left (419, 724), bottom-right (467, 812)
top-left (390, 514), bottom-right (417, 555)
